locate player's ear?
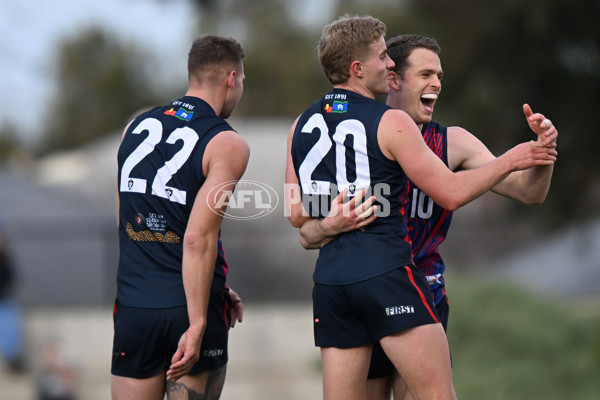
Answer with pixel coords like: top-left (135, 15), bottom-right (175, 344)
top-left (388, 71), bottom-right (401, 90)
top-left (226, 70), bottom-right (237, 89)
top-left (350, 60), bottom-right (363, 78)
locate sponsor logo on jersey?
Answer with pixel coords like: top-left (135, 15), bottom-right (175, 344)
top-left (164, 107), bottom-right (194, 121)
top-left (324, 101), bottom-right (348, 113)
top-left (385, 305), bottom-right (415, 316)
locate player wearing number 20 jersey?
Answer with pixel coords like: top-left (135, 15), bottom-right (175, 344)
top-left (406, 120), bottom-right (453, 306)
top-left (117, 96), bottom-right (232, 308)
top-left (291, 88), bottom-right (413, 285)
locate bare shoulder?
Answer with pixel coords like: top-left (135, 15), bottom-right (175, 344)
top-left (379, 109), bottom-right (420, 141)
top-left (380, 108), bottom-right (415, 128)
top-left (208, 130), bottom-right (249, 156)
top-left (204, 130), bottom-right (250, 176)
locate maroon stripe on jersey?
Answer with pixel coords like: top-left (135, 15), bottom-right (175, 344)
top-left (404, 266), bottom-right (439, 323)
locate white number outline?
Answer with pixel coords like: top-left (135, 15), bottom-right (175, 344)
top-left (119, 117), bottom-right (199, 205)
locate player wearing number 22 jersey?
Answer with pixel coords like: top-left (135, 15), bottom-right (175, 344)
top-left (117, 96), bottom-right (231, 308)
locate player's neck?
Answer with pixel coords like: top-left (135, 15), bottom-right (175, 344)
top-left (184, 87), bottom-right (225, 116)
top-left (334, 82), bottom-right (376, 99)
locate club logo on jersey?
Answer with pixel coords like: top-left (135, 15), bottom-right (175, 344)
top-left (324, 101), bottom-right (348, 113)
top-left (385, 305), bottom-right (415, 316)
top-left (135, 214), bottom-right (145, 225)
top-left (164, 107), bottom-right (194, 121)
top-left (207, 180), bottom-right (279, 220)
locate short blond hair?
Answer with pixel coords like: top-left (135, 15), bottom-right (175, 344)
top-left (318, 15), bottom-right (386, 85)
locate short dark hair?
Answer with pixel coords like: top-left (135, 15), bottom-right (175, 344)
top-left (386, 34), bottom-right (441, 77)
top-left (187, 35), bottom-right (245, 82)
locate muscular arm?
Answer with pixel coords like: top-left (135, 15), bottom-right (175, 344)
top-left (167, 130), bottom-right (249, 381)
top-left (379, 109), bottom-right (556, 211)
top-left (448, 104), bottom-right (557, 204)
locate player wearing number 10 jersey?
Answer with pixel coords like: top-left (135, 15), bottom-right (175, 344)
top-left (112, 35), bottom-right (249, 400)
top-left (406, 121), bottom-right (452, 306)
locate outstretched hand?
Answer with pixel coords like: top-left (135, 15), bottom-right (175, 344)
top-left (523, 103), bottom-right (558, 146)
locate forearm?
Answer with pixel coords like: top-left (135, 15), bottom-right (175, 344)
top-left (493, 163), bottom-right (554, 204)
top-left (182, 235), bottom-right (217, 333)
top-left (299, 218), bottom-right (336, 249)
top-left (439, 156), bottom-right (514, 210)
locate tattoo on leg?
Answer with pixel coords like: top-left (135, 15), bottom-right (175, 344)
top-left (166, 365), bottom-right (227, 400)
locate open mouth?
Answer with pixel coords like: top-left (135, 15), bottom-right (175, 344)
top-left (421, 93), bottom-right (438, 113)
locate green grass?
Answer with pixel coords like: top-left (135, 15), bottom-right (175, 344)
top-left (446, 279), bottom-right (600, 400)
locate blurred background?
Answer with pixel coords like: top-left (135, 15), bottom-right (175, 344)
top-left (0, 0), bottom-right (599, 399)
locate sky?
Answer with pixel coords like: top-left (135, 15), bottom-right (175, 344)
top-left (0, 0), bottom-right (195, 141)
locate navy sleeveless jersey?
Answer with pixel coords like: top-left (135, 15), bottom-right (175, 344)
top-left (406, 121), bottom-right (453, 305)
top-left (291, 88), bottom-right (413, 285)
top-left (117, 96), bottom-right (233, 308)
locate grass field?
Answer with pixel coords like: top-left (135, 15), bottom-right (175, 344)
top-left (446, 278), bottom-right (600, 399)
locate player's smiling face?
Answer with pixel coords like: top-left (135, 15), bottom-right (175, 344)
top-left (391, 48), bottom-right (443, 126)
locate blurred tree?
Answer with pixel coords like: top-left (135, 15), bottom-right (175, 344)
top-left (41, 27), bottom-right (164, 155)
top-left (331, 0), bottom-right (600, 225)
top-left (189, 0), bottom-right (330, 117)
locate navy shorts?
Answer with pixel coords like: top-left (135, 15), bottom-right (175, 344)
top-left (368, 295), bottom-right (450, 379)
top-left (111, 289), bottom-right (232, 379)
top-left (313, 266), bottom-right (440, 348)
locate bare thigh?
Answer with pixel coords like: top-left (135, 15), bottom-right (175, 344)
top-left (111, 371), bottom-right (166, 400)
top-left (321, 345), bottom-right (373, 400)
top-left (166, 365), bottom-right (227, 400)
top-left (380, 324), bottom-right (456, 400)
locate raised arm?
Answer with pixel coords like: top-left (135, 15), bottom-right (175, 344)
top-left (379, 109), bottom-right (556, 211)
top-left (448, 104), bottom-right (557, 204)
top-left (167, 130), bottom-right (249, 382)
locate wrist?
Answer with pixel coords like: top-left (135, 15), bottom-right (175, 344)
top-left (319, 216), bottom-right (338, 237)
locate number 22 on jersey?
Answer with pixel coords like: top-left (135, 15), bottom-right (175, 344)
top-left (119, 117), bottom-right (199, 205)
